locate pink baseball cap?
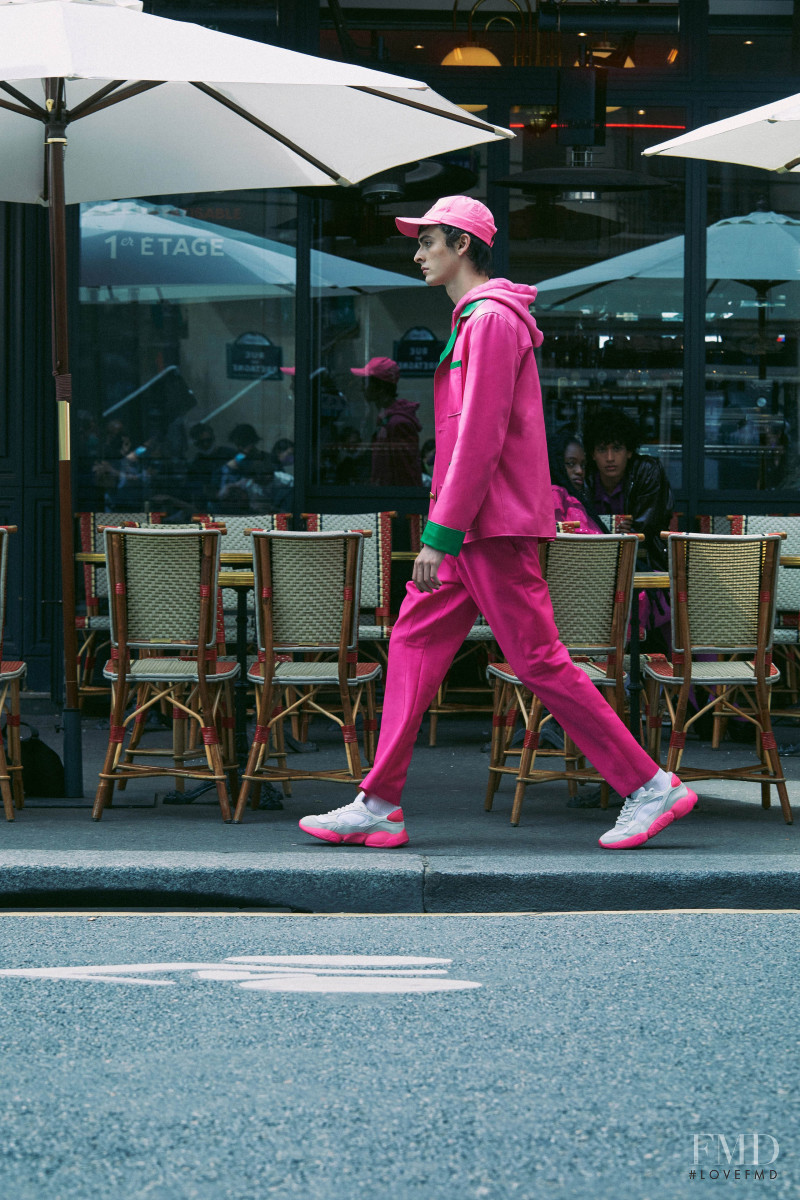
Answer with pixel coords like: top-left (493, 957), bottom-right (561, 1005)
top-left (350, 356), bottom-right (400, 384)
top-left (395, 195), bottom-right (496, 247)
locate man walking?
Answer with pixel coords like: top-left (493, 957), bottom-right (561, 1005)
top-left (299, 196), bottom-right (696, 851)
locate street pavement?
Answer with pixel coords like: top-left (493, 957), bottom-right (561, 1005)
top-left (0, 910), bottom-right (797, 1200)
top-left (1, 708), bottom-right (799, 911)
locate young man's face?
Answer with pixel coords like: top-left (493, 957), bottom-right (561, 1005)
top-left (593, 440), bottom-right (633, 486)
top-left (414, 226), bottom-right (463, 288)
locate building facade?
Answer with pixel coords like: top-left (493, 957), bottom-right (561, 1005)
top-left (3, 0), bottom-right (800, 690)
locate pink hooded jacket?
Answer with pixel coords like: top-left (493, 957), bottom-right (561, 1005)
top-left (421, 278), bottom-right (556, 556)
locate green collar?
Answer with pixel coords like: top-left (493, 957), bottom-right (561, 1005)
top-left (437, 299), bottom-right (486, 367)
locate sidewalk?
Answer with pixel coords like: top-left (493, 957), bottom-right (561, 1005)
top-left (1, 704), bottom-right (799, 912)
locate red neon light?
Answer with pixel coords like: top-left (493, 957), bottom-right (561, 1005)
top-left (507, 122), bottom-right (687, 131)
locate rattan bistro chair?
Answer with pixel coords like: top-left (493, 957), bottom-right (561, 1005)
top-left (0, 527), bottom-right (25, 821)
top-left (75, 510), bottom-right (158, 703)
top-left (643, 533), bottom-right (792, 824)
top-left (233, 531), bottom-right (381, 821)
top-left (93, 526), bottom-right (240, 822)
top-left (485, 533), bottom-right (638, 826)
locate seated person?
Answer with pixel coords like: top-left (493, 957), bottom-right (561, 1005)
top-left (583, 409), bottom-right (673, 571)
top-left (547, 428), bottom-right (604, 533)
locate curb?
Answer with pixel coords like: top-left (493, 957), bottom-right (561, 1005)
top-left (0, 851), bottom-right (799, 912)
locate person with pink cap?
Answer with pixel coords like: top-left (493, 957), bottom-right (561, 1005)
top-left (351, 356), bottom-right (422, 487)
top-left (299, 195), bottom-right (697, 852)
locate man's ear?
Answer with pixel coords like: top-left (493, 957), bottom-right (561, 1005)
top-left (457, 233), bottom-right (471, 257)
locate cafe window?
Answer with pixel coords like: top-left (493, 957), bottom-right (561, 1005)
top-left (304, 146), bottom-right (488, 494)
top-left (704, 148), bottom-right (800, 493)
top-left (76, 190), bottom-right (297, 519)
top-left (709, 0), bottom-right (797, 77)
top-left (511, 105), bottom-right (686, 491)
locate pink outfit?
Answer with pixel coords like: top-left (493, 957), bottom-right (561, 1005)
top-left (551, 485), bottom-right (605, 534)
top-left (427, 281), bottom-right (556, 545)
top-left (361, 537), bottom-right (657, 807)
top-left (361, 277), bottom-right (659, 809)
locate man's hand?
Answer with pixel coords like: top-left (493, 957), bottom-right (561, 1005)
top-left (412, 545), bottom-right (446, 593)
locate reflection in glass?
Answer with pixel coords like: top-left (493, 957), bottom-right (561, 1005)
top-left (77, 193), bottom-right (297, 519)
top-left (306, 147), bottom-right (486, 492)
top-left (704, 194), bottom-right (800, 492)
top-left (508, 107), bottom-right (685, 493)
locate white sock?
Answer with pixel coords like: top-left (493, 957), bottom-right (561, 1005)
top-left (632, 767), bottom-right (672, 801)
top-left (362, 792), bottom-right (396, 817)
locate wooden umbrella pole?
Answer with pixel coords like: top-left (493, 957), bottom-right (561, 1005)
top-left (46, 79), bottom-right (83, 797)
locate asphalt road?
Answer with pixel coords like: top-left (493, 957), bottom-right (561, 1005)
top-left (0, 911), bottom-right (797, 1200)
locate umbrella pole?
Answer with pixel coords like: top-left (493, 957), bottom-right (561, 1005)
top-left (46, 100), bottom-right (83, 797)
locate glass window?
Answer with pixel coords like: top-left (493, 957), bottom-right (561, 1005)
top-left (510, 105), bottom-right (686, 494)
top-left (704, 143), bottom-right (800, 493)
top-left (320, 0), bottom-right (680, 74)
top-left (303, 146), bottom-right (488, 493)
top-left (709, 0), bottom-right (796, 76)
top-left (77, 191), bottom-right (296, 519)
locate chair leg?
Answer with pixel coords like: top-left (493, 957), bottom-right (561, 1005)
top-left (9, 683), bottom-right (24, 810)
top-left (0, 732), bottom-right (14, 822)
top-left (93, 682), bottom-right (128, 820)
top-left (117, 686), bottom-right (148, 792)
top-left (272, 702), bottom-right (291, 798)
top-left (235, 680), bottom-right (273, 823)
top-left (665, 685), bottom-right (690, 774)
top-left (429, 685), bottom-right (443, 747)
top-left (645, 676), bottom-right (662, 763)
top-left (756, 685), bottom-right (793, 825)
top-left (484, 679), bottom-right (505, 812)
top-left (510, 698), bottom-right (543, 827)
top-left (364, 683), bottom-right (377, 765)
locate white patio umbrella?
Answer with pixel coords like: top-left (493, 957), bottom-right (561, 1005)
top-left (80, 200), bottom-right (424, 302)
top-left (643, 92), bottom-right (800, 174)
top-left (0, 0), bottom-right (511, 793)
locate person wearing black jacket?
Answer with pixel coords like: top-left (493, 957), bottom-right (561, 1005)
top-left (583, 409), bottom-right (674, 571)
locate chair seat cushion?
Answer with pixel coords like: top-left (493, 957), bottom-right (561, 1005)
top-left (103, 656), bottom-right (240, 683)
top-left (465, 625), bottom-right (495, 641)
top-left (773, 628), bottom-right (799, 644)
top-left (487, 659), bottom-right (620, 686)
top-left (643, 658), bottom-right (780, 685)
top-left (247, 659), bottom-right (382, 687)
top-left (0, 661), bottom-right (26, 680)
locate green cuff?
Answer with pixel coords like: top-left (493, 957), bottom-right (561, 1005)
top-left (421, 520), bottom-right (466, 557)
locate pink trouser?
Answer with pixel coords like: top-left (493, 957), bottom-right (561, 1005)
top-left (361, 535), bottom-right (657, 808)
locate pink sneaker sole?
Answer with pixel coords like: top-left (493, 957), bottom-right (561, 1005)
top-left (599, 781), bottom-right (698, 850)
top-left (298, 821), bottom-right (409, 848)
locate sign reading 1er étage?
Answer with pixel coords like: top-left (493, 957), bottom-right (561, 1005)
top-left (394, 327), bottom-right (445, 376)
top-left (227, 333), bottom-right (283, 381)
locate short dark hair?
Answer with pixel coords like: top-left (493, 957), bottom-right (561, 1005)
top-left (584, 408), bottom-right (641, 457)
top-left (420, 223), bottom-right (493, 275)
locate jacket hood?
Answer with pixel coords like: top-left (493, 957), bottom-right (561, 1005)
top-left (453, 278), bottom-right (543, 348)
top-left (384, 396), bottom-right (422, 431)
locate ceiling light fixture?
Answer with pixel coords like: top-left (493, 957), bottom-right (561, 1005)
top-left (442, 0), bottom-right (534, 67)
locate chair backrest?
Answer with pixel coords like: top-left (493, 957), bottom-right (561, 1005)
top-left (196, 512), bottom-right (289, 552)
top-left (739, 515), bottom-right (800, 614)
top-left (542, 533), bottom-right (638, 654)
top-left (251, 531), bottom-right (364, 654)
top-left (104, 526), bottom-right (221, 650)
top-left (697, 515), bottom-right (732, 535)
top-left (305, 512), bottom-right (392, 621)
top-left (667, 532), bottom-right (781, 656)
top-left (77, 511), bottom-right (158, 603)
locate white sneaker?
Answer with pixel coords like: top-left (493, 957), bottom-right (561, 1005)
top-left (598, 774), bottom-right (697, 850)
top-left (299, 797), bottom-right (409, 848)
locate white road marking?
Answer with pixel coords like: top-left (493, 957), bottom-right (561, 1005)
top-left (0, 954), bottom-right (481, 994)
